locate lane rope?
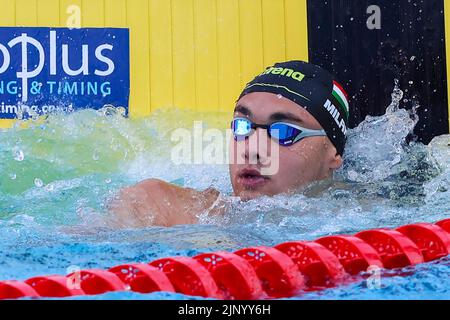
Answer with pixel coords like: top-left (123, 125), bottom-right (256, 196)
top-left (1, 219), bottom-right (449, 299)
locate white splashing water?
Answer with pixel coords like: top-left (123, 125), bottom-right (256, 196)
top-left (0, 81), bottom-right (448, 243)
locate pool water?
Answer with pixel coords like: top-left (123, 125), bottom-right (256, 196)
top-left (0, 84), bottom-right (449, 299)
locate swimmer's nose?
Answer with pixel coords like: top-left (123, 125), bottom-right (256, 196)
top-left (242, 128), bottom-right (270, 165)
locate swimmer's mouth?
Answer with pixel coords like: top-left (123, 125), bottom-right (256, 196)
top-left (237, 168), bottom-right (270, 188)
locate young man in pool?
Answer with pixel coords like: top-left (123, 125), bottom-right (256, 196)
top-left (107, 61), bottom-right (349, 227)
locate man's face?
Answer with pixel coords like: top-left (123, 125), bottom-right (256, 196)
top-left (229, 92), bottom-right (342, 200)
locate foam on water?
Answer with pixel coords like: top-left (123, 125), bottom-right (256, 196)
top-left (0, 81), bottom-right (449, 299)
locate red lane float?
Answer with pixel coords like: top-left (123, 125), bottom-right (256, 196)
top-left (1, 217), bottom-right (449, 300)
top-left (234, 246), bottom-right (304, 298)
top-left (26, 275), bottom-right (85, 297)
top-left (67, 269), bottom-right (127, 295)
top-left (149, 257), bottom-right (224, 299)
top-left (194, 251), bottom-right (264, 300)
top-left (315, 235), bottom-right (384, 275)
top-left (396, 223), bottom-right (450, 262)
top-left (109, 263), bottom-right (175, 294)
top-left (274, 241), bottom-right (346, 289)
top-left (355, 229), bottom-right (424, 269)
top-left (0, 281), bottom-right (39, 299)
top-left (436, 219), bottom-right (450, 233)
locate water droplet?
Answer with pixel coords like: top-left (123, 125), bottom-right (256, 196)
top-left (410, 56), bottom-right (416, 61)
top-left (45, 184), bottom-right (54, 191)
top-left (13, 148), bottom-right (24, 161)
top-left (348, 170), bottom-right (358, 180)
top-left (276, 94), bottom-right (283, 99)
top-left (98, 105), bottom-right (118, 117)
top-left (105, 178), bottom-right (112, 184)
top-left (408, 80), bottom-right (414, 84)
top-left (117, 107), bottom-right (126, 116)
top-left (9, 173), bottom-right (16, 180)
top-left (34, 178), bottom-right (44, 188)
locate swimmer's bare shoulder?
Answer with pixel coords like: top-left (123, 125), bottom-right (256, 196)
top-left (105, 178), bottom-right (225, 228)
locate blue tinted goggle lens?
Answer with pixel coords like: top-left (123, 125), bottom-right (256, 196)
top-left (231, 118), bottom-right (252, 136)
top-left (269, 122), bottom-right (301, 145)
top-left (231, 118), bottom-right (301, 145)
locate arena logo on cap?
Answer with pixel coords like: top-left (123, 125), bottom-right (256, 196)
top-left (0, 27), bottom-right (130, 119)
top-left (260, 66), bottom-right (305, 82)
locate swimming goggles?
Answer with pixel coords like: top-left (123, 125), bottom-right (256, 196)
top-left (231, 117), bottom-right (327, 146)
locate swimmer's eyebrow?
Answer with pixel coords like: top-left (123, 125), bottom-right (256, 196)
top-left (269, 112), bottom-right (304, 124)
top-left (234, 105), bottom-right (253, 117)
top-left (234, 105), bottom-right (304, 124)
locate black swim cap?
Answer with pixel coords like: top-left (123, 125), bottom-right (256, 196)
top-left (237, 60), bottom-right (349, 156)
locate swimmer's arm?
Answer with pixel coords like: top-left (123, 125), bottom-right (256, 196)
top-left (105, 178), bottom-right (223, 228)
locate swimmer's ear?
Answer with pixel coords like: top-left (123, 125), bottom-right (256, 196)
top-left (329, 152), bottom-right (343, 170)
top-left (324, 138), bottom-right (343, 169)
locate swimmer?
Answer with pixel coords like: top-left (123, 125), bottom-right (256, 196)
top-left (107, 60), bottom-right (350, 227)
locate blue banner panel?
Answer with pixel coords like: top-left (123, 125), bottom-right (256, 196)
top-left (0, 27), bottom-right (130, 119)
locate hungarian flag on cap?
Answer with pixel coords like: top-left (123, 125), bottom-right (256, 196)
top-left (332, 80), bottom-right (349, 118)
